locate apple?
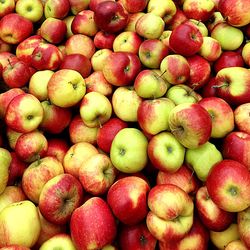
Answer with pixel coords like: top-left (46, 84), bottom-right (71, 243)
top-left (5, 93), bottom-right (44, 133)
top-left (0, 200), bottom-right (41, 248)
top-left (189, 19), bottom-right (209, 36)
top-left (135, 13), bottom-right (165, 39)
top-left (91, 49), bottom-right (113, 71)
top-left (222, 131), bottom-right (250, 170)
top-left (110, 128), bottom-right (148, 173)
top-left (0, 245), bottom-right (30, 250)
top-left (118, 222), bottom-right (157, 250)
top-left (68, 115), bottom-right (99, 145)
top-left (40, 100), bottom-right (72, 134)
top-left (0, 13), bottom-right (33, 45)
top-left (102, 51), bottom-right (141, 87)
top-left (242, 42), bottom-right (250, 66)
top-left (206, 11), bottom-right (224, 32)
top-left (214, 67), bottom-right (250, 106)
top-left (147, 184), bottom-right (194, 242)
top-left (134, 69), bottom-right (169, 99)
top-left (137, 98), bottom-right (176, 135)
top-left (63, 142), bottom-right (99, 178)
top-left (39, 233), bottom-right (76, 250)
top-left (234, 103), bottom-right (250, 134)
top-left (183, 0), bottom-right (215, 22)
top-left (85, 71), bottom-right (113, 96)
top-left (15, 0), bottom-right (44, 22)
top-left (214, 51), bottom-right (244, 73)
top-left (211, 22), bottom-right (244, 51)
top-left (21, 156), bottom-right (64, 203)
top-left (195, 186), bottom-right (235, 232)
top-left (96, 117), bottom-right (128, 153)
top-left (113, 31), bottom-right (142, 54)
top-left (47, 68), bottom-right (86, 108)
top-left (0, 186), bottom-right (26, 213)
top-left (124, 12), bottom-right (145, 32)
top-left (28, 70), bottom-right (54, 101)
top-left (80, 91), bottom-right (112, 127)
top-left (218, 0), bottom-right (250, 27)
top-left (120, 0), bottom-right (148, 13)
top-left (167, 8), bottom-right (188, 30)
top-left (39, 173), bottom-right (83, 225)
top-left (93, 31), bottom-right (116, 50)
top-left (0, 0), bottom-right (15, 18)
top-left (198, 97), bottom-right (235, 138)
top-left (6, 127), bottom-right (23, 150)
top-left (148, 131), bottom-right (185, 173)
top-left (166, 84), bottom-right (202, 105)
top-left (69, 0), bottom-right (90, 15)
top-left (107, 176), bottom-right (150, 225)
top-left (112, 86), bottom-right (142, 122)
top-left (0, 38), bottom-right (12, 53)
top-left (94, 1), bottom-right (129, 33)
top-left (156, 164), bottom-right (200, 195)
top-left (60, 53), bottom-right (92, 78)
top-left (0, 52), bottom-right (18, 69)
top-left (169, 21), bottom-right (203, 57)
top-left (71, 9), bottom-right (98, 37)
top-left (65, 34), bottom-right (96, 58)
top-left (89, 0), bottom-right (115, 12)
top-left (238, 206), bottom-right (250, 248)
top-left (79, 153), bottom-right (117, 195)
top-left (138, 39), bottom-right (168, 69)
top-left (44, 0), bottom-right (70, 19)
top-left (225, 240), bottom-right (248, 250)
top-left (63, 15), bottom-right (74, 38)
top-left (160, 54), bottom-right (190, 85)
top-left (206, 159), bottom-right (250, 212)
top-left (159, 30), bottom-right (172, 48)
top-left (168, 103), bottom-right (212, 149)
top-left (70, 197), bottom-right (117, 250)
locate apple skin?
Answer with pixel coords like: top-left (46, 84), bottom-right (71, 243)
top-left (222, 131), bottom-right (250, 170)
top-left (0, 13), bottom-right (33, 45)
top-left (6, 127), bottom-right (23, 150)
top-left (198, 97), bottom-right (235, 138)
top-left (120, 0), bottom-right (148, 13)
top-left (234, 103), bottom-right (250, 134)
top-left (69, 0), bottom-right (90, 15)
top-left (94, 31), bottom-right (116, 50)
top-left (5, 93), bottom-right (44, 133)
top-left (242, 42), bottom-right (250, 66)
top-left (206, 159), bottom-right (250, 213)
top-left (0, 38), bottom-right (12, 53)
top-left (0, 52), bottom-right (18, 69)
top-left (44, 0), bottom-right (70, 19)
top-left (97, 118), bottom-right (128, 153)
top-left (107, 176), bottom-right (150, 225)
top-left (91, 48), bottom-right (113, 72)
top-left (215, 67), bottom-right (250, 106)
top-left (169, 21), bottom-right (203, 57)
top-left (168, 103), bottom-right (212, 149)
top-left (147, 184), bottom-right (194, 242)
top-left (0, 0), bottom-right (15, 18)
top-left (118, 222), bottom-right (157, 250)
top-left (0, 245), bottom-right (30, 250)
top-left (195, 186), bottom-right (234, 232)
top-left (38, 173), bottom-right (83, 225)
top-left (70, 197), bottom-right (117, 250)
top-left (201, 77), bottom-right (218, 98)
top-left (89, 0), bottom-right (115, 12)
top-left (225, 240), bottom-right (248, 250)
top-left (237, 206), bottom-right (250, 248)
top-left (218, 0), bottom-right (250, 27)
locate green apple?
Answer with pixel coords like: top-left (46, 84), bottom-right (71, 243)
top-left (110, 128), bottom-right (148, 173)
top-left (0, 148), bottom-right (11, 195)
top-left (185, 141), bottom-right (223, 182)
top-left (0, 200), bottom-right (41, 248)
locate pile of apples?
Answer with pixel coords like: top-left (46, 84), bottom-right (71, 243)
top-left (0, 0), bottom-right (250, 249)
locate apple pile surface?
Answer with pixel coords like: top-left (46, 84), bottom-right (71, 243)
top-left (0, 0), bottom-right (250, 249)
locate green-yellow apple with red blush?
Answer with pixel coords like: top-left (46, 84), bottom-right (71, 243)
top-left (225, 240), bottom-right (248, 250)
top-left (206, 159), bottom-right (250, 212)
top-left (39, 233), bottom-right (76, 250)
top-left (189, 19), bottom-right (208, 36)
top-left (68, 115), bottom-right (99, 145)
top-left (79, 153), bottom-right (117, 196)
top-left (147, 184), bottom-right (194, 242)
top-left (107, 176), bottom-right (150, 225)
top-left (47, 69), bottom-right (86, 108)
top-left (148, 132), bottom-right (185, 173)
top-left (160, 54), bottom-right (190, 85)
top-left (63, 142), bottom-right (98, 178)
top-left (63, 16), bottom-right (74, 38)
top-left (70, 197), bottom-right (117, 250)
top-left (0, 0), bottom-right (15, 18)
top-left (234, 103), bottom-right (250, 134)
top-left (14, 130), bottom-right (48, 163)
top-left (6, 127), bottom-right (22, 150)
top-left (0, 200), bottom-right (41, 248)
top-left (0, 52), bottom-right (18, 68)
top-left (138, 39), bottom-right (168, 69)
top-left (69, 0), bottom-right (90, 15)
top-left (5, 93), bottom-right (44, 133)
top-left (112, 86), bottom-right (142, 122)
top-left (195, 186), bottom-right (234, 232)
top-left (137, 98), bottom-right (175, 135)
top-left (166, 84), bottom-right (202, 105)
top-left (124, 12), bottom-right (145, 32)
top-left (44, 0), bottom-right (70, 19)
top-left (38, 173), bottom-right (83, 225)
top-left (15, 0), bottom-right (44, 22)
top-left (110, 128), bottom-right (148, 173)
top-left (28, 70), bottom-right (54, 101)
top-left (134, 69), bottom-right (169, 99)
top-left (206, 11), bottom-right (224, 32)
top-left (80, 91), bottom-right (112, 128)
top-left (159, 30), bottom-right (172, 48)
top-left (91, 49), bottom-right (113, 71)
top-left (238, 206), bottom-right (250, 248)
top-left (119, 0), bottom-right (148, 13)
top-left (21, 156), bottom-right (64, 204)
top-left (242, 42), bottom-right (250, 66)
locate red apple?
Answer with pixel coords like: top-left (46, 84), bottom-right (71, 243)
top-left (44, 0), bottom-right (70, 19)
top-left (94, 31), bottom-right (116, 49)
top-left (119, 0), bottom-right (148, 13)
top-left (234, 103), bottom-right (250, 134)
top-left (201, 77), bottom-right (218, 97)
top-left (0, 38), bottom-right (12, 53)
top-left (89, 0), bottom-right (115, 12)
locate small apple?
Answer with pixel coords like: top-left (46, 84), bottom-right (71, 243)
top-left (0, 0), bottom-right (15, 18)
top-left (124, 12), bottom-right (145, 32)
top-left (44, 0), bottom-right (70, 19)
top-left (91, 48), bottom-right (113, 71)
top-left (234, 103), bottom-right (250, 134)
top-left (93, 31), bottom-right (116, 50)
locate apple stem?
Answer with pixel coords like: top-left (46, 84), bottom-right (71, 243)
top-left (188, 170), bottom-right (195, 184)
top-left (7, 58), bottom-right (13, 69)
top-left (36, 155), bottom-right (41, 166)
top-left (98, 119), bottom-right (102, 128)
top-left (212, 83), bottom-right (229, 88)
top-left (158, 70), bottom-right (166, 79)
